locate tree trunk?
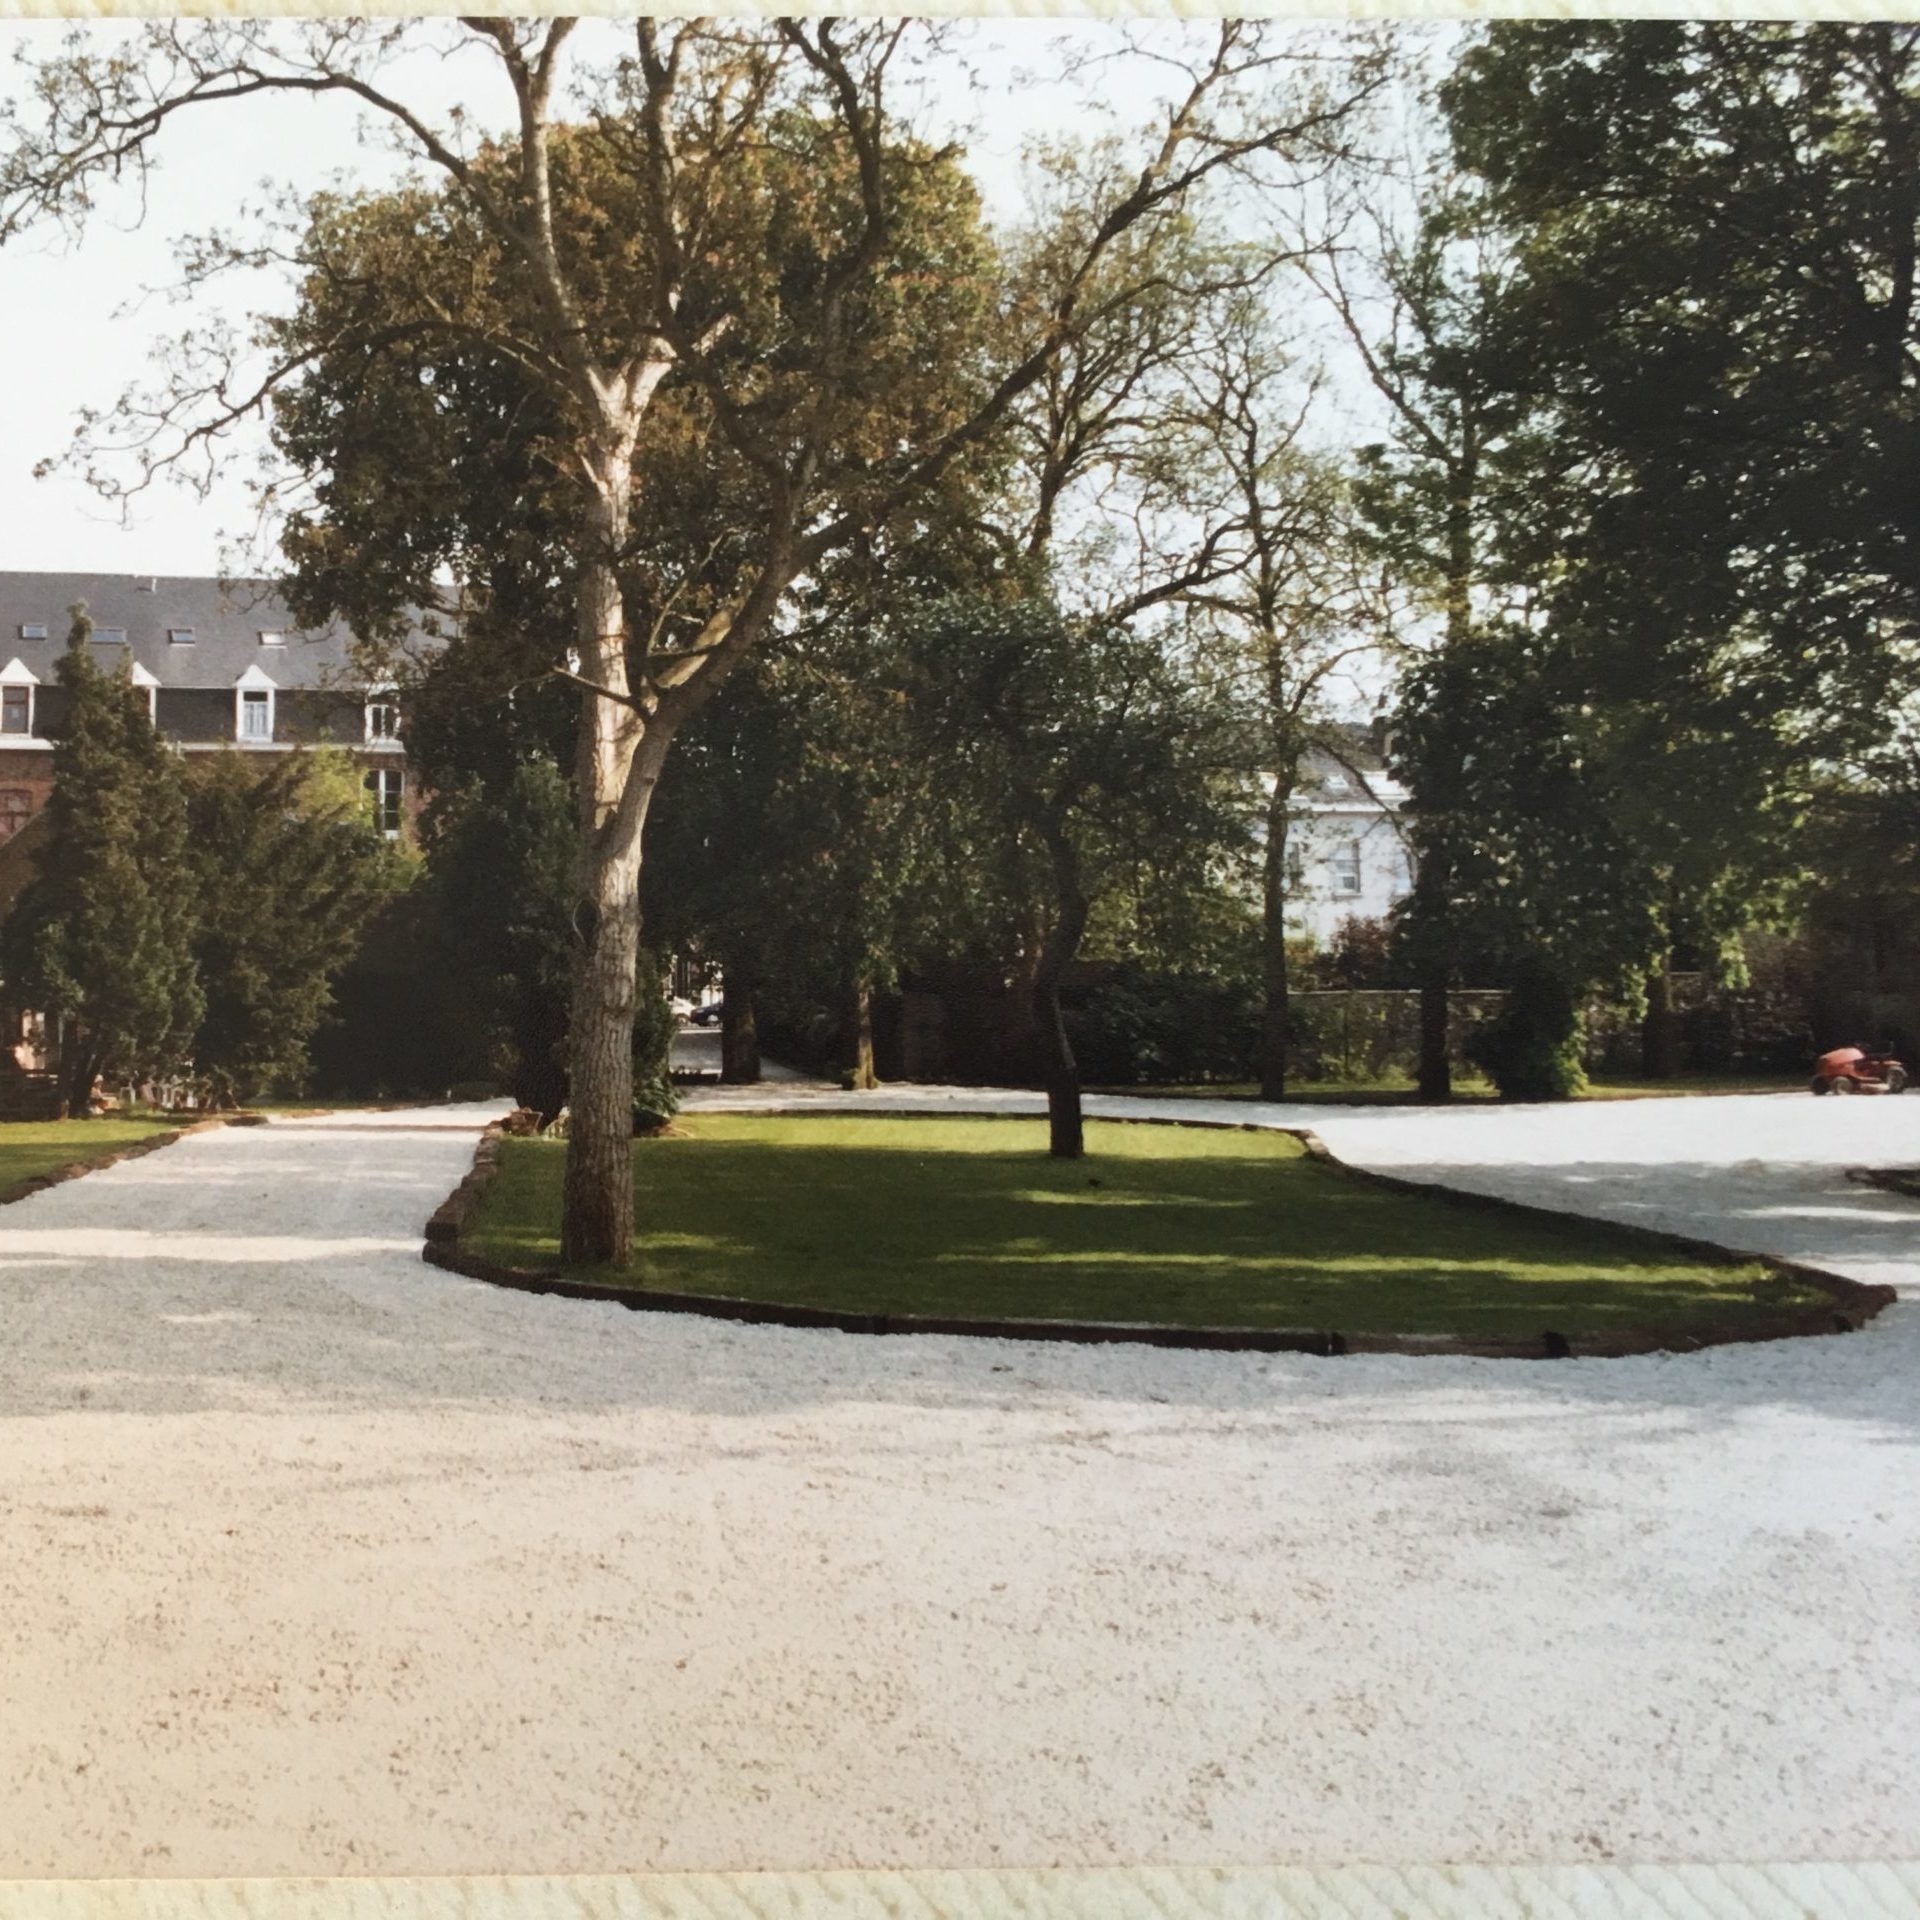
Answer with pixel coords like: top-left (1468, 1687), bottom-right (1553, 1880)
top-left (560, 458), bottom-right (651, 1268)
top-left (720, 970), bottom-right (761, 1085)
top-left (1258, 776), bottom-right (1293, 1101)
top-left (562, 846), bottom-right (646, 1264)
top-left (1036, 974), bottom-right (1083, 1158)
top-left (1418, 960), bottom-right (1452, 1103)
top-left (843, 978), bottom-right (877, 1090)
top-left (1034, 828), bottom-right (1091, 1160)
top-left (1415, 451), bottom-right (1477, 1108)
top-left (1641, 956), bottom-right (1679, 1080)
top-left (61, 1040), bottom-right (99, 1120)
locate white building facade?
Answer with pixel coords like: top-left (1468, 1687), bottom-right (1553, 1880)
top-left (1282, 736), bottom-right (1414, 948)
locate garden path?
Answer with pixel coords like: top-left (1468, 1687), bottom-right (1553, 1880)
top-left (0, 1093), bottom-right (1913, 1875)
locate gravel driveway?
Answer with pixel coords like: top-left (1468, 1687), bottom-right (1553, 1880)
top-left (0, 1093), bottom-right (1914, 1875)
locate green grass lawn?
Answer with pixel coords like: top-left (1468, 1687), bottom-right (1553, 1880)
top-left (0, 1114), bottom-right (184, 1195)
top-left (467, 1114), bottom-right (1809, 1338)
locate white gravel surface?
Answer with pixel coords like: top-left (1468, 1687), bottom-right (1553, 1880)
top-left (0, 1092), bottom-right (1915, 1876)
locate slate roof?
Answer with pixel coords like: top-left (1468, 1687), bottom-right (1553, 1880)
top-left (0, 573), bottom-right (386, 691)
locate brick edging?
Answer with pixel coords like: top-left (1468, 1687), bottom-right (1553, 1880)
top-left (420, 1113), bottom-right (1897, 1361)
top-left (0, 1111), bottom-right (265, 1210)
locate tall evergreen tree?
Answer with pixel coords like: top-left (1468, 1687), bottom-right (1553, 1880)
top-left (181, 749), bottom-right (397, 1107)
top-left (0, 610), bottom-right (201, 1115)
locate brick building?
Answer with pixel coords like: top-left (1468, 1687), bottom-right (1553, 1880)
top-left (0, 572), bottom-right (414, 848)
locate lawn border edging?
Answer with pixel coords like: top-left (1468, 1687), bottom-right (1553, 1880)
top-left (0, 1111), bottom-right (265, 1210)
top-left (420, 1106), bottom-right (1896, 1359)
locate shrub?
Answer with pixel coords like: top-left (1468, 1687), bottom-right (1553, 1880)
top-left (1063, 960), bottom-right (1259, 1087)
top-left (632, 947), bottom-right (680, 1130)
top-left (1468, 962), bottom-right (1588, 1101)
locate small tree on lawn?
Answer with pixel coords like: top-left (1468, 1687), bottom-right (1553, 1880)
top-left (901, 591), bottom-right (1248, 1158)
top-left (0, 610), bottom-right (202, 1114)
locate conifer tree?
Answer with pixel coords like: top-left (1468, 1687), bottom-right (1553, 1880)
top-left (0, 609), bottom-right (201, 1114)
top-left (181, 749), bottom-right (397, 1107)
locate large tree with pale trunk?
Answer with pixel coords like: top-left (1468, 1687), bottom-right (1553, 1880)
top-left (0, 17), bottom-right (1383, 1260)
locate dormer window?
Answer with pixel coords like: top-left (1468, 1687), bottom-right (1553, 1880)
top-left (258, 629), bottom-right (286, 647)
top-left (1322, 768), bottom-right (1352, 794)
top-left (130, 662), bottom-right (159, 726)
top-left (0, 658), bottom-right (38, 738)
top-left (18, 623), bottom-right (47, 642)
top-left (235, 664), bottom-right (277, 744)
top-left (365, 689), bottom-right (399, 743)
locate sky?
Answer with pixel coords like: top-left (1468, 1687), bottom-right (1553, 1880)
top-left (0, 18), bottom-right (1415, 582)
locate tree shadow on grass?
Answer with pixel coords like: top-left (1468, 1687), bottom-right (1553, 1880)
top-left (474, 1131), bottom-right (1816, 1340)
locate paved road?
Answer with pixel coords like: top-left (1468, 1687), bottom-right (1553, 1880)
top-left (0, 1094), bottom-right (1913, 1875)
top-left (668, 1027), bottom-right (811, 1081)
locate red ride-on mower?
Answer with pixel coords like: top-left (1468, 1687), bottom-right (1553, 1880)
top-left (1811, 1046), bottom-right (1910, 1095)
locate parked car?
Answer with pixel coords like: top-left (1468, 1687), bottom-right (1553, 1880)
top-left (670, 995), bottom-right (695, 1020)
top-left (1810, 1045), bottom-right (1909, 1095)
top-left (690, 1000), bottom-right (725, 1027)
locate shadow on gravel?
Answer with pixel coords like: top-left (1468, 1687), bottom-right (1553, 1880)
top-left (1366, 1158), bottom-right (1920, 1279)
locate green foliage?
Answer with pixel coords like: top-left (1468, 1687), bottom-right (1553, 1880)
top-left (1065, 961), bottom-right (1261, 1088)
top-left (428, 756), bottom-right (578, 1120)
top-left (426, 755), bottom-right (681, 1125)
top-left (1468, 959), bottom-right (1588, 1102)
top-left (1394, 624), bottom-right (1666, 1000)
top-left (1401, 23), bottom-right (1920, 1012)
top-left (271, 116), bottom-right (1000, 682)
top-left (898, 590), bottom-right (1253, 978)
top-left (631, 947), bottom-right (678, 1130)
top-left (0, 611), bottom-right (201, 1106)
top-left (182, 749), bottom-right (398, 1105)
top-left (1445, 23), bottom-right (1920, 695)
top-left (645, 629), bottom-right (932, 1027)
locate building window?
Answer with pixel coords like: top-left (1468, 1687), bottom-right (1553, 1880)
top-left (1331, 840), bottom-right (1363, 896)
top-left (92, 627), bottom-right (127, 646)
top-left (365, 691), bottom-right (399, 742)
top-left (1322, 767), bottom-right (1352, 794)
top-left (18, 623), bottom-right (47, 642)
top-left (168, 627), bottom-right (194, 645)
top-left (365, 767), bottom-right (404, 838)
top-left (258, 629), bottom-right (286, 647)
top-left (239, 688), bottom-right (272, 742)
top-left (1, 685), bottom-right (30, 736)
top-left (0, 789), bottom-right (29, 841)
